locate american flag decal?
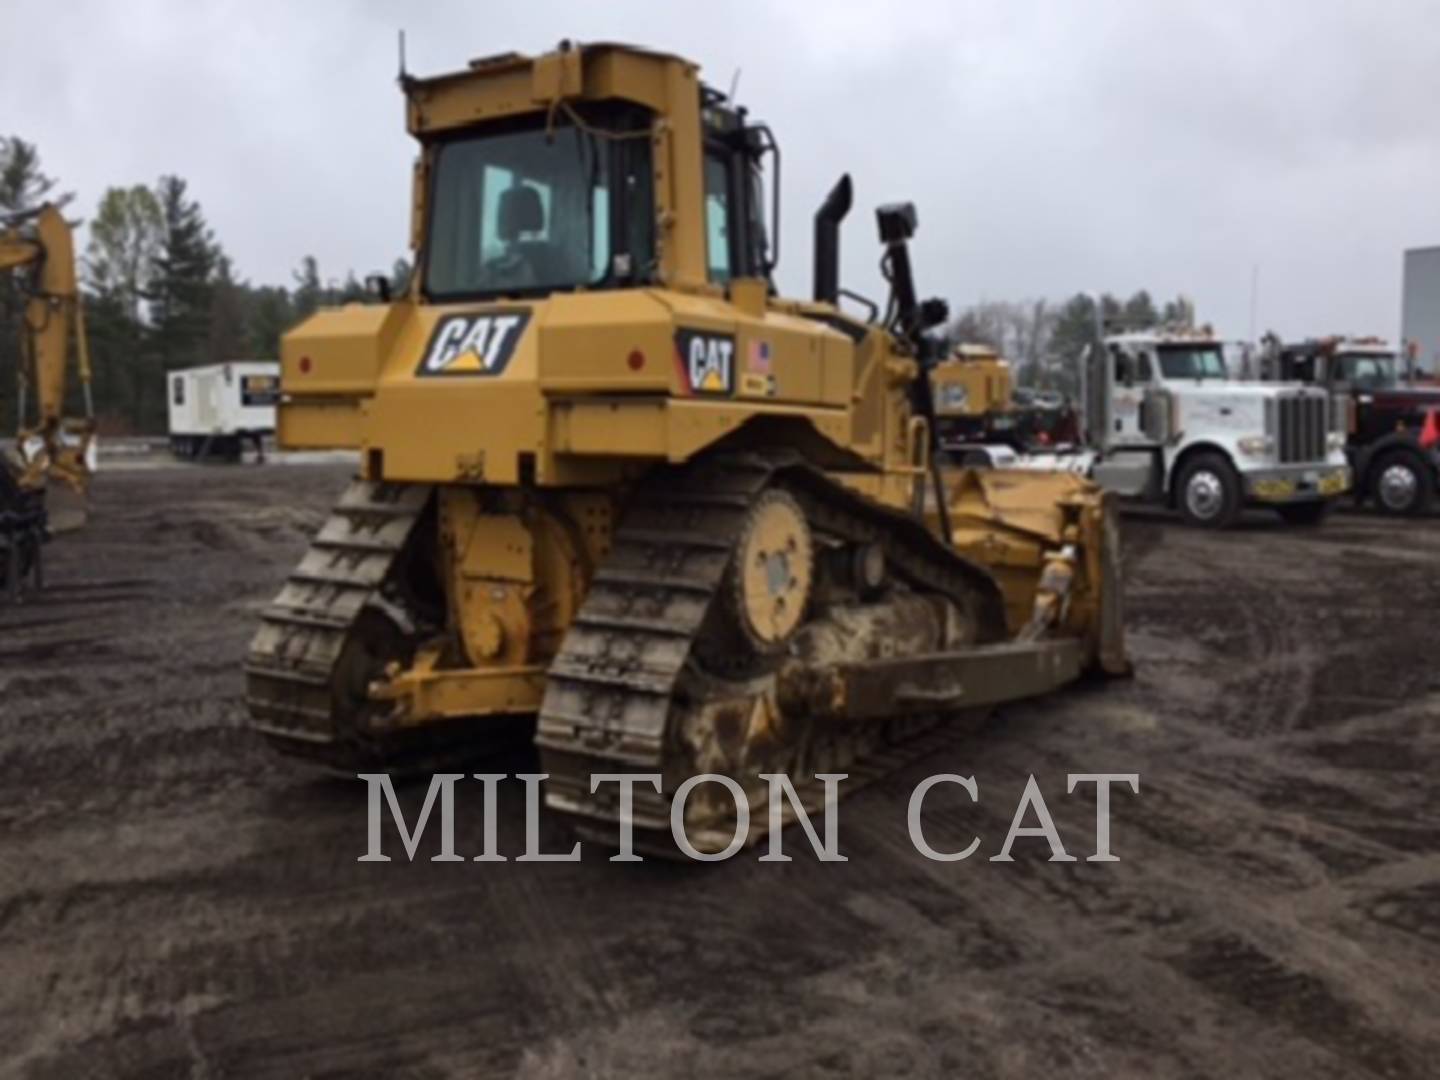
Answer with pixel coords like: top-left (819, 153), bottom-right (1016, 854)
top-left (748, 340), bottom-right (772, 375)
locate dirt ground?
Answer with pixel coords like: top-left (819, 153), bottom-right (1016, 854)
top-left (1, 462), bottom-right (1437, 1079)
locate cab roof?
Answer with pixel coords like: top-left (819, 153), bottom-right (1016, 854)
top-left (1282, 335), bottom-right (1394, 355)
top-left (1105, 328), bottom-right (1220, 347)
top-left (404, 40), bottom-right (701, 137)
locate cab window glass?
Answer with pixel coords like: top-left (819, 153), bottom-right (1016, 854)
top-left (426, 124), bottom-right (609, 296)
top-left (590, 186), bottom-right (610, 279)
top-left (1111, 348), bottom-right (1132, 384)
top-left (703, 154), bottom-right (732, 283)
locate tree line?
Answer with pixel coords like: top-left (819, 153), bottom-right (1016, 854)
top-left (0, 136), bottom-right (406, 434)
top-left (946, 291), bottom-right (1197, 400)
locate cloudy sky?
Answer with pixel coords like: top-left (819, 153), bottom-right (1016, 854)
top-left (8, 0), bottom-right (1439, 340)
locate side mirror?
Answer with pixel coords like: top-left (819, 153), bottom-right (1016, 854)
top-left (918, 297), bottom-right (948, 330)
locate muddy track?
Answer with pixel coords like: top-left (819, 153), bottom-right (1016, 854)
top-left (1, 468), bottom-right (1437, 1078)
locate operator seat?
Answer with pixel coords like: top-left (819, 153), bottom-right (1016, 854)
top-left (497, 184), bottom-right (577, 285)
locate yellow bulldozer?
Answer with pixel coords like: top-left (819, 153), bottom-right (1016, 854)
top-left (931, 342), bottom-right (1015, 446)
top-left (247, 41), bottom-right (1128, 853)
top-left (1, 202), bottom-right (97, 596)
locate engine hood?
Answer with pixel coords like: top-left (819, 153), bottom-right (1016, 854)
top-left (1363, 387), bottom-right (1440, 409)
top-left (1165, 381), bottom-right (1318, 401)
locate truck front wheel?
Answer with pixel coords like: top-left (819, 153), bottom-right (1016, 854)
top-left (1369, 450), bottom-right (1433, 516)
top-left (1175, 453), bottom-right (1242, 529)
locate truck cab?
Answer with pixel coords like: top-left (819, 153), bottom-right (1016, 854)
top-left (1269, 336), bottom-right (1440, 515)
top-left (1084, 329), bottom-right (1349, 527)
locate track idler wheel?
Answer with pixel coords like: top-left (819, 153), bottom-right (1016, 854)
top-left (729, 489), bottom-right (814, 654)
top-left (332, 606), bottom-right (414, 737)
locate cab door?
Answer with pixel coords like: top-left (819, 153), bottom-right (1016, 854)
top-left (1109, 346), bottom-right (1155, 446)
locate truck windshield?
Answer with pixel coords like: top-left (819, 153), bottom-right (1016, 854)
top-left (1158, 347), bottom-right (1227, 380)
top-left (1335, 353), bottom-right (1397, 390)
top-left (424, 110), bottom-right (653, 299)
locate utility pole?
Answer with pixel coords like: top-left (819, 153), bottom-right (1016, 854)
top-left (1248, 263), bottom-right (1259, 343)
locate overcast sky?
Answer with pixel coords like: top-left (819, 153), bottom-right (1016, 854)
top-left (8, 0), bottom-right (1439, 340)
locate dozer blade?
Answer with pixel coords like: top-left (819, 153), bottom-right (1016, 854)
top-left (942, 465), bottom-right (1130, 677)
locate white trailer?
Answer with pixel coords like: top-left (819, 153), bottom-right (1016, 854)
top-left (1402, 246), bottom-right (1440, 376)
top-left (166, 361), bottom-right (278, 461)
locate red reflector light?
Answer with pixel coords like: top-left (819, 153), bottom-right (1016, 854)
top-left (627, 349), bottom-right (645, 371)
top-left (298, 356), bottom-right (312, 374)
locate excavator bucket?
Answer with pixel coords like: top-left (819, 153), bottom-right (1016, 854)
top-left (16, 427), bottom-right (95, 533)
top-left (43, 480), bottom-right (88, 535)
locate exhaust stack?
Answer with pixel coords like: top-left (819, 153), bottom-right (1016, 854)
top-left (813, 174), bottom-right (853, 304)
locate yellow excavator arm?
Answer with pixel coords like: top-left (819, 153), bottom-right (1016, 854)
top-left (0, 203), bottom-right (96, 502)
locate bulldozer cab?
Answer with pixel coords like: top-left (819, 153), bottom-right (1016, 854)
top-left (421, 99), bottom-right (655, 298)
top-left (408, 44), bottom-right (776, 301)
top-left (696, 89), bottom-right (779, 287)
top-left (286, 42), bottom-right (932, 504)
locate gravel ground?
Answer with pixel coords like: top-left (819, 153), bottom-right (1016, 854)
top-left (1, 462), bottom-right (1437, 1078)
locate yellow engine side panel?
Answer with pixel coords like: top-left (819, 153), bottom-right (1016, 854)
top-left (278, 286), bottom-right (875, 487)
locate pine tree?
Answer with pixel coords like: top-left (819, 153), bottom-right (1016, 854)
top-left (145, 176), bottom-right (218, 428)
top-left (293, 256), bottom-right (322, 319)
top-left (1160, 295), bottom-right (1195, 328)
top-left (1122, 290), bottom-right (1159, 329)
top-left (0, 136), bottom-right (67, 215)
top-left (1049, 294), bottom-right (1102, 366)
top-left (207, 255), bottom-right (248, 366)
top-left (244, 285), bottom-right (297, 357)
top-left (336, 270), bottom-right (366, 304)
top-left (390, 257), bottom-right (412, 295)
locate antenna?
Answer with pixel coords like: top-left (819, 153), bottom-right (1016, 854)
top-left (727, 67), bottom-right (742, 103)
top-left (397, 29), bottom-right (408, 84)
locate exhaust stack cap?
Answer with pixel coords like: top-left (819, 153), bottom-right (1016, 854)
top-left (812, 173), bottom-right (853, 304)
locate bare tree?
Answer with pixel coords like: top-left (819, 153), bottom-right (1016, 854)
top-left (946, 298), bottom-right (1057, 389)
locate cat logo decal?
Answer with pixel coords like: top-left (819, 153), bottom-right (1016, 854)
top-left (417, 310), bottom-right (531, 377)
top-left (674, 329), bottom-right (735, 396)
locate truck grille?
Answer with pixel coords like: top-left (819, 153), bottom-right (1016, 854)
top-left (1268, 393), bottom-right (1328, 464)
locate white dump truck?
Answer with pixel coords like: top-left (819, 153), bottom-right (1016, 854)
top-left (955, 329), bottom-right (1352, 527)
top-left (166, 361), bottom-right (278, 462)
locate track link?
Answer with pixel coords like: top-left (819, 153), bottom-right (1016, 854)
top-left (244, 479), bottom-right (432, 768)
top-left (536, 451), bottom-right (1010, 856)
